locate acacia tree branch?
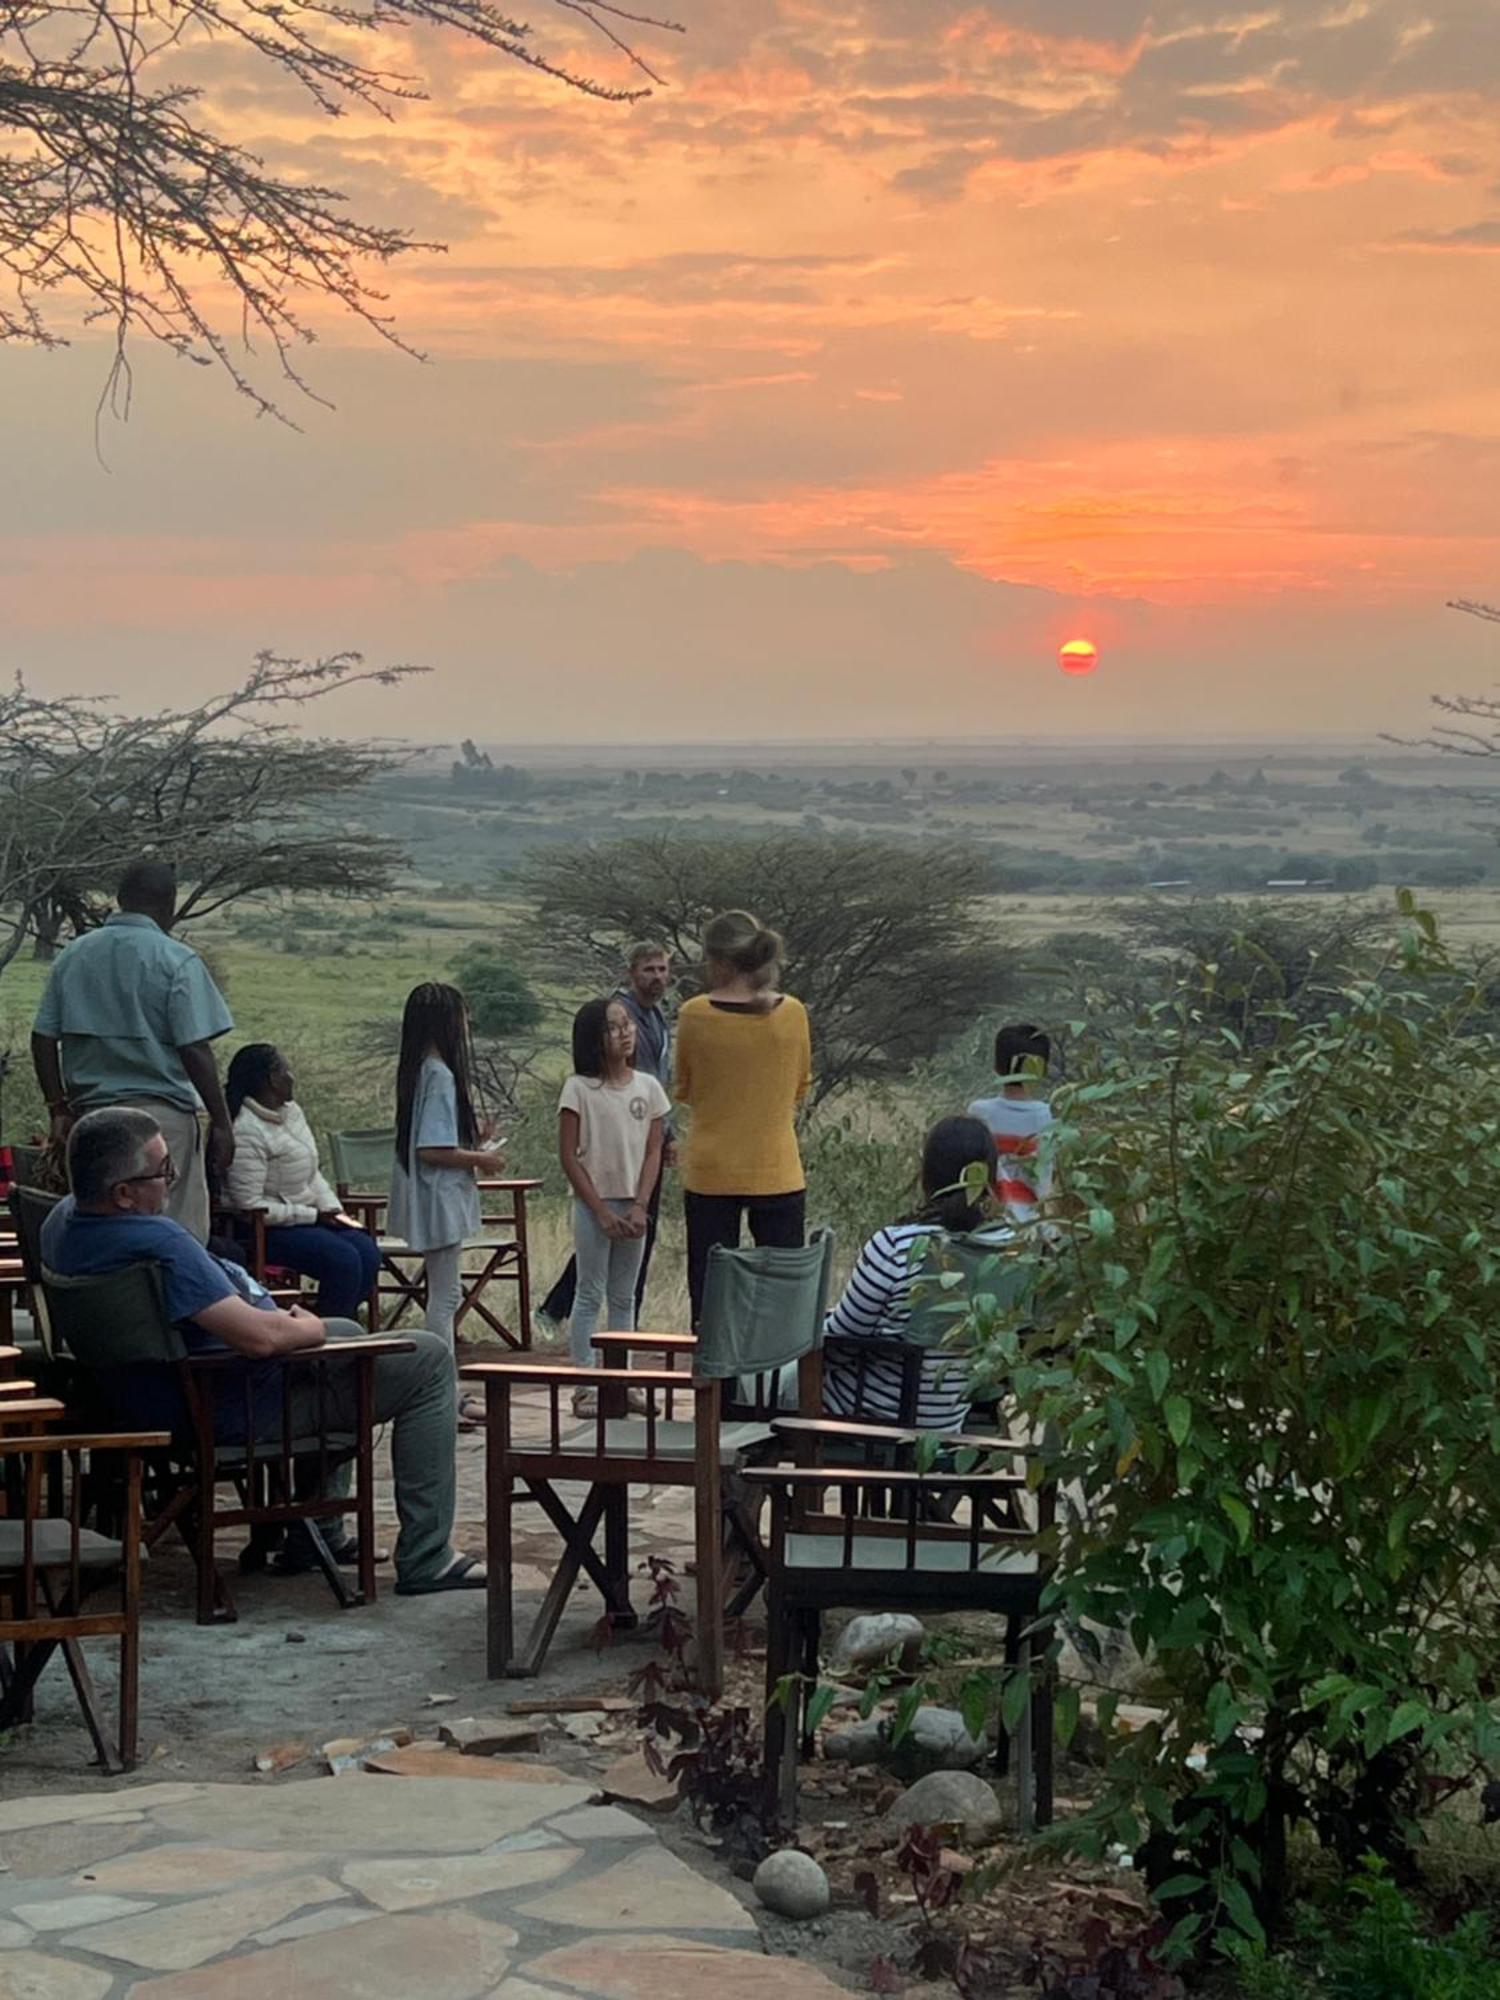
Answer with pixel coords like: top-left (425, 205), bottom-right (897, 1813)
top-left (0, 0), bottom-right (684, 416)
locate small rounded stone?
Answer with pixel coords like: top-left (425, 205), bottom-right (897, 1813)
top-left (752, 1849), bottom-right (832, 1922)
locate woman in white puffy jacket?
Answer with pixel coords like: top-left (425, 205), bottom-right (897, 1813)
top-left (223, 1043), bottom-right (380, 1321)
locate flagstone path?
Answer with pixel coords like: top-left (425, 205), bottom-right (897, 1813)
top-left (0, 1771), bottom-right (852, 1999)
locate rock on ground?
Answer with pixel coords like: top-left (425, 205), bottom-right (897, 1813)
top-left (828, 1614), bottom-right (925, 1672)
top-left (886, 1770), bottom-right (1003, 1841)
top-left (752, 1850), bottom-right (831, 1922)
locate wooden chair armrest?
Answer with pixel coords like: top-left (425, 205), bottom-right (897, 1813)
top-left (0, 1380), bottom-right (39, 1399)
top-left (0, 1345), bottom-right (23, 1367)
top-left (475, 1177), bottom-right (544, 1193)
top-left (0, 1399), bottom-right (69, 1425)
top-left (460, 1362), bottom-right (685, 1391)
top-left (0, 1430), bottom-right (172, 1453)
top-left (185, 1339), bottom-right (417, 1372)
top-left (591, 1332), bottom-right (697, 1355)
top-left (339, 1193), bottom-right (387, 1216)
top-left (739, 1464), bottom-right (1030, 1490)
top-left (771, 1415), bottom-right (918, 1446)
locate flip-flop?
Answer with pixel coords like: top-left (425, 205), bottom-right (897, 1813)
top-left (457, 1393), bottom-right (486, 1432)
top-left (395, 1553), bottom-right (487, 1596)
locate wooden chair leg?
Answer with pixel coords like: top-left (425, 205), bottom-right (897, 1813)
top-left (1033, 1624), bottom-right (1055, 1830)
top-left (510, 1484), bottom-right (610, 1678)
top-left (195, 1452), bottom-right (225, 1626)
top-left (1015, 1628), bottom-right (1037, 1836)
top-left (603, 1488), bottom-right (634, 1630)
top-left (356, 1363), bottom-right (377, 1606)
top-left (762, 1588), bottom-right (794, 1825)
top-left (120, 1455), bottom-right (144, 1770)
top-left (485, 1395), bottom-right (514, 1680)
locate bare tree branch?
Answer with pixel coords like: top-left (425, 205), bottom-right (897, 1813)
top-left (1, 0), bottom-right (685, 419)
top-left (0, 648), bottom-right (423, 974)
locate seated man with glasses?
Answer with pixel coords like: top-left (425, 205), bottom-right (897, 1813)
top-left (42, 1105), bottom-right (485, 1595)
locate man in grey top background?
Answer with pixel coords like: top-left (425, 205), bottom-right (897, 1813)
top-left (31, 859), bottom-right (235, 1243)
top-left (539, 940), bottom-right (675, 1330)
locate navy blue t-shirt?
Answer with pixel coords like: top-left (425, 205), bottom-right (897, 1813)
top-left (42, 1200), bottom-right (286, 1439)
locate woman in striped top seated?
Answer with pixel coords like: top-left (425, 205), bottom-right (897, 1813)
top-left (822, 1115), bottom-right (1010, 1432)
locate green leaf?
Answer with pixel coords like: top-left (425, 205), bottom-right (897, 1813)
top-left (1153, 1873), bottom-right (1208, 1903)
top-left (1219, 1494), bottom-right (1252, 1546)
top-left (804, 1685), bottom-right (839, 1736)
top-left (1387, 1700), bottom-right (1428, 1743)
top-left (1000, 1671), bottom-right (1031, 1732)
top-left (1054, 1684), bottom-right (1081, 1748)
top-left (1165, 1395), bottom-right (1192, 1447)
top-left (1144, 1349), bottom-right (1170, 1403)
top-left (1220, 1876), bottom-right (1266, 1947)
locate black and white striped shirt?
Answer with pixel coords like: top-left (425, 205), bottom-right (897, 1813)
top-left (823, 1221), bottom-right (1011, 1431)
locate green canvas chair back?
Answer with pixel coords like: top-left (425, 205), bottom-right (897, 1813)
top-left (696, 1228), bottom-right (834, 1383)
top-left (328, 1128), bottom-right (397, 1197)
top-left (10, 1186), bottom-right (58, 1287)
top-left (9, 1143), bottom-right (58, 1195)
top-left (42, 1262), bottom-right (188, 1367)
top-left (10, 1185), bottom-right (60, 1356)
top-left (904, 1227), bottom-right (1035, 1352)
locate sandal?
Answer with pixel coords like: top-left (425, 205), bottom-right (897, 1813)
top-left (395, 1553), bottom-right (487, 1596)
top-left (457, 1392), bottom-right (486, 1431)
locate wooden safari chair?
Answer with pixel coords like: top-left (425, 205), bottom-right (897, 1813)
top-left (39, 1255), bottom-right (414, 1625)
top-left (327, 1128), bottom-right (428, 1330)
top-left (462, 1230), bottom-right (836, 1699)
top-left (0, 1428), bottom-right (165, 1771)
top-left (748, 1422), bottom-right (1057, 1833)
top-left (329, 1127), bottom-right (540, 1347)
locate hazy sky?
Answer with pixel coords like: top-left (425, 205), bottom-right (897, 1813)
top-left (4, 0), bottom-right (1500, 742)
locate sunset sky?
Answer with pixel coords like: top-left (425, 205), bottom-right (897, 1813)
top-left (4, 0), bottom-right (1500, 743)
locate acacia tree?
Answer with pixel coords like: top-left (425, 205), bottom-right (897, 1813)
top-left (523, 830), bottom-right (1015, 1103)
top-left (0, 0), bottom-right (682, 417)
top-left (0, 650), bottom-right (418, 975)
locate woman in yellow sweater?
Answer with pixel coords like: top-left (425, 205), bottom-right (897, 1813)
top-left (674, 909), bottom-right (813, 1325)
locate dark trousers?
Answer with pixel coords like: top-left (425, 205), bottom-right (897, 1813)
top-left (265, 1223), bottom-right (382, 1322)
top-left (684, 1188), bottom-right (807, 1327)
top-left (542, 1174), bottom-right (662, 1327)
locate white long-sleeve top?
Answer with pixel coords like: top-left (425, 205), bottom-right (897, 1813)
top-left (226, 1097), bottom-right (340, 1227)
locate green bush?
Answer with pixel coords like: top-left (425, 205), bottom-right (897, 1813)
top-left (958, 895), bottom-right (1500, 1959)
top-left (449, 944), bottom-right (544, 1040)
top-left (1240, 1862), bottom-right (1500, 1999)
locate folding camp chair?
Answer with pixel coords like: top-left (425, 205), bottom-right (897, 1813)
top-left (39, 1255), bottom-right (414, 1625)
top-left (329, 1126), bottom-right (539, 1346)
top-left (462, 1229), bottom-right (835, 1698)
top-left (748, 1423), bottom-right (1057, 1831)
top-left (0, 1428), bottom-right (165, 1771)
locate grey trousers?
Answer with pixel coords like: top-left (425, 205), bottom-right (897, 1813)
top-left (140, 1100), bottom-right (210, 1243)
top-left (291, 1321), bottom-right (458, 1589)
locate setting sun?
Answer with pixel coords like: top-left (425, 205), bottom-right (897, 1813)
top-left (1058, 638), bottom-right (1100, 676)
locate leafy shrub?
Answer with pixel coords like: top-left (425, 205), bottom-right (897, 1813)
top-left (449, 943), bottom-right (543, 1040)
top-left (1239, 1862), bottom-right (1500, 2000)
top-left (959, 896), bottom-right (1500, 1958)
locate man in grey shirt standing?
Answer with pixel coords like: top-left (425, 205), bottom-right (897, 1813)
top-left (31, 859), bottom-right (235, 1243)
top-left (539, 941), bottom-right (674, 1330)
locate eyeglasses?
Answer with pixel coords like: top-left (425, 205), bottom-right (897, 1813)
top-left (606, 1021), bottom-right (635, 1037)
top-left (122, 1155), bottom-right (177, 1187)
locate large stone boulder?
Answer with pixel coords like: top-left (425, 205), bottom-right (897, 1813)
top-left (824, 1706), bottom-right (987, 1779)
top-left (752, 1849), bottom-right (831, 1921)
top-left (829, 1614), bottom-right (925, 1672)
top-left (886, 1770), bottom-right (1003, 1842)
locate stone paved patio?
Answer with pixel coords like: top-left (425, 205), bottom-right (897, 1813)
top-left (0, 1771), bottom-right (853, 1998)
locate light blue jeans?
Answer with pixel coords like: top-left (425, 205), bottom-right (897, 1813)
top-left (571, 1199), bottom-right (646, 1367)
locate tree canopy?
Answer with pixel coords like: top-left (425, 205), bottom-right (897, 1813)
top-left (0, 0), bottom-right (682, 417)
top-left (523, 829), bottom-right (1015, 1102)
top-left (0, 651), bottom-right (418, 974)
